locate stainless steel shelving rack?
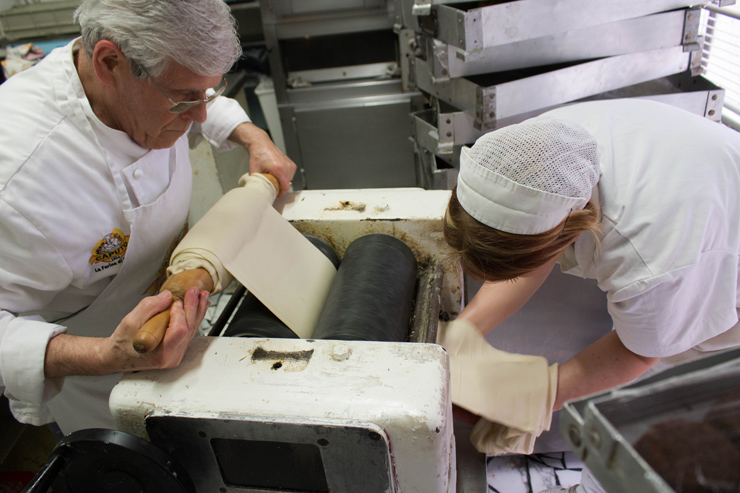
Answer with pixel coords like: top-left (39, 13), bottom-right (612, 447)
top-left (393, 0), bottom-right (732, 189)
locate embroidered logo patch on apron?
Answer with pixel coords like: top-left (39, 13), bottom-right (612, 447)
top-left (89, 228), bottom-right (129, 271)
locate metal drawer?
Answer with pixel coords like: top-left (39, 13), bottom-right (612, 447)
top-left (412, 73), bottom-right (725, 167)
top-left (397, 0), bottom-right (700, 50)
top-left (411, 103), bottom-right (481, 156)
top-left (580, 71), bottom-right (725, 121)
top-left (415, 45), bottom-right (697, 131)
top-left (420, 9), bottom-right (700, 81)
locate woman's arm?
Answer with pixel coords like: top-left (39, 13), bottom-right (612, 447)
top-left (458, 260), bottom-right (556, 334)
top-left (554, 330), bottom-right (659, 410)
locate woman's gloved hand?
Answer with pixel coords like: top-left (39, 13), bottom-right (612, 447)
top-left (438, 319), bottom-right (558, 455)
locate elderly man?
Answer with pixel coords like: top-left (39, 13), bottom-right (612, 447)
top-left (0, 0), bottom-right (296, 434)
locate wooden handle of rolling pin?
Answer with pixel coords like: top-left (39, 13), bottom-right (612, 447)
top-left (132, 268), bottom-right (214, 353)
top-left (261, 173), bottom-right (280, 195)
top-left (132, 174), bottom-right (277, 353)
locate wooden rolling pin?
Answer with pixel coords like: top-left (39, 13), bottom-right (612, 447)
top-left (132, 268), bottom-right (214, 353)
top-left (131, 173), bottom-right (281, 354)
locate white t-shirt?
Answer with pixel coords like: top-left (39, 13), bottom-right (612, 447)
top-left (550, 99), bottom-right (740, 358)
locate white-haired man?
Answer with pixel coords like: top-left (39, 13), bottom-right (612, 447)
top-left (0, 0), bottom-right (295, 434)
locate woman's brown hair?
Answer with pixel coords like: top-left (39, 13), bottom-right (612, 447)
top-left (443, 187), bottom-right (602, 282)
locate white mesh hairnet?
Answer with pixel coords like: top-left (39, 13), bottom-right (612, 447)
top-left (456, 117), bottom-right (600, 235)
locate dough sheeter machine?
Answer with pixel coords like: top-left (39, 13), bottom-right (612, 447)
top-left (105, 187), bottom-right (486, 492)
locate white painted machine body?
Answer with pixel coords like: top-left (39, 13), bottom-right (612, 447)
top-left (110, 188), bottom-right (469, 493)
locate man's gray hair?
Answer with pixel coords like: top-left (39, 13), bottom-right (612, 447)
top-left (74, 0), bottom-right (242, 79)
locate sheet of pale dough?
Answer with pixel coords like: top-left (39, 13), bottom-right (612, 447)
top-left (438, 320), bottom-right (558, 454)
top-left (169, 174), bottom-right (337, 338)
top-left (438, 320), bottom-right (556, 432)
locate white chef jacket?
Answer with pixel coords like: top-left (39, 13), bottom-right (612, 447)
top-left (550, 99), bottom-right (740, 358)
top-left (0, 39), bottom-right (251, 431)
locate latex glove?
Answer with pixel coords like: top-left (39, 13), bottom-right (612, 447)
top-left (438, 319), bottom-right (558, 455)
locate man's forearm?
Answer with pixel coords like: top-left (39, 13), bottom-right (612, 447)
top-left (226, 122), bottom-right (296, 196)
top-left (554, 330), bottom-right (659, 410)
top-left (44, 289), bottom-right (207, 380)
top-left (44, 333), bottom-right (109, 378)
top-left (227, 121), bottom-right (270, 154)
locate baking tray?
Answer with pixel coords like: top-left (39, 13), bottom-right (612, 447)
top-left (411, 73), bottom-right (725, 174)
top-left (419, 8), bottom-right (700, 81)
top-left (397, 0), bottom-right (701, 50)
top-left (415, 45), bottom-right (697, 131)
top-left (561, 347), bottom-right (740, 493)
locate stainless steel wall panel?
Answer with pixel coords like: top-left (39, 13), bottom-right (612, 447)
top-left (281, 80), bottom-right (423, 189)
top-left (285, 79), bottom-right (415, 105)
top-left (272, 11), bottom-right (394, 39)
top-left (259, 0), bottom-right (420, 190)
top-left (267, 0), bottom-right (386, 17)
top-left (293, 100), bottom-right (419, 189)
top-left (287, 62), bottom-right (399, 86)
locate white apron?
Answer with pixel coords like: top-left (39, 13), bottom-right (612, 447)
top-left (45, 141), bottom-right (191, 435)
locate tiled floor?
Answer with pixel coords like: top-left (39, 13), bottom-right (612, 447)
top-left (0, 423), bottom-right (57, 493)
top-left (487, 452), bottom-right (583, 493)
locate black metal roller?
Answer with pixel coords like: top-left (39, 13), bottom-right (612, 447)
top-left (312, 234), bottom-right (417, 342)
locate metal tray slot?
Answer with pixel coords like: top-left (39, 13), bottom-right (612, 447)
top-left (416, 46), bottom-right (693, 130)
top-left (422, 9), bottom-right (697, 80)
top-left (412, 73), bottom-right (724, 184)
top-left (409, 0), bottom-right (701, 51)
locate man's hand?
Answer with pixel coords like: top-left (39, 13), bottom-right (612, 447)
top-left (228, 122), bottom-right (297, 196)
top-left (107, 287), bottom-right (209, 372)
top-left (44, 288), bottom-right (209, 378)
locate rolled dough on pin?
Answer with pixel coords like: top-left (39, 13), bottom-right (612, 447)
top-left (169, 174), bottom-right (337, 338)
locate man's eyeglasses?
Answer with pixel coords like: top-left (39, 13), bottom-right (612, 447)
top-left (138, 63), bottom-right (227, 114)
